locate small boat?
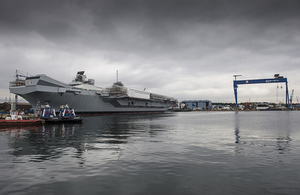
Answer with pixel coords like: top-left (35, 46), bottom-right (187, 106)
top-left (40, 104), bottom-right (61, 122)
top-left (41, 104), bottom-right (83, 123)
top-left (59, 104), bottom-right (83, 123)
top-left (0, 110), bottom-right (42, 126)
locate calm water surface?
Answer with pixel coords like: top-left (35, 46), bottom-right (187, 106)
top-left (1, 111), bottom-right (300, 195)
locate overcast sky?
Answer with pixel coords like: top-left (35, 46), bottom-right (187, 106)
top-left (1, 0), bottom-right (300, 104)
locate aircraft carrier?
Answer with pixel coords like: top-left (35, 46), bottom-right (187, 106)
top-left (9, 71), bottom-right (177, 114)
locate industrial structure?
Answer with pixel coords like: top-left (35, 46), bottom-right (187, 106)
top-left (0, 102), bottom-right (32, 112)
top-left (233, 74), bottom-right (290, 109)
top-left (181, 100), bottom-right (212, 110)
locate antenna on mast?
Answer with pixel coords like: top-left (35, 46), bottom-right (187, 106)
top-left (233, 74), bottom-right (242, 80)
top-left (116, 70), bottom-right (118, 82)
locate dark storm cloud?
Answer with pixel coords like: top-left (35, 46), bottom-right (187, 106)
top-left (85, 0), bottom-right (300, 69)
top-left (2, 0), bottom-right (299, 49)
top-left (1, 0), bottom-right (299, 53)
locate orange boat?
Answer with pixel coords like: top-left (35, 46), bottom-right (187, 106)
top-left (0, 110), bottom-right (42, 126)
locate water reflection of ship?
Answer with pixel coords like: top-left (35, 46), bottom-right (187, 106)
top-left (0, 126), bottom-right (40, 139)
top-left (1, 124), bottom-right (79, 158)
top-left (1, 114), bottom-right (173, 164)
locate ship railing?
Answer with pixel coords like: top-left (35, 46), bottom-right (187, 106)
top-left (103, 84), bottom-right (128, 97)
top-left (150, 93), bottom-right (176, 102)
top-left (108, 91), bottom-right (128, 97)
top-left (9, 80), bottom-right (25, 87)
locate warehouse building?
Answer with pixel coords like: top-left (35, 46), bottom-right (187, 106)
top-left (0, 102), bottom-right (32, 112)
top-left (182, 100), bottom-right (212, 110)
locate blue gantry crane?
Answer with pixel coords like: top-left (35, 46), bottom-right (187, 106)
top-left (233, 74), bottom-right (290, 109)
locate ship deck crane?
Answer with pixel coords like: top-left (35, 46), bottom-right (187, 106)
top-left (14, 70), bottom-right (27, 110)
top-left (233, 74), bottom-right (290, 109)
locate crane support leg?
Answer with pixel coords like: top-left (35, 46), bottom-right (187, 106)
top-left (234, 84), bottom-right (238, 108)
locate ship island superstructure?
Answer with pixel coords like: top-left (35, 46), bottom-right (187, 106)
top-left (9, 71), bottom-right (177, 114)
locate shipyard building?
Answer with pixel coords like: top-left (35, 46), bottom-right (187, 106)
top-left (182, 100), bottom-right (212, 110)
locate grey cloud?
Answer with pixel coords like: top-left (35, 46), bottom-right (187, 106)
top-left (1, 0), bottom-right (300, 102)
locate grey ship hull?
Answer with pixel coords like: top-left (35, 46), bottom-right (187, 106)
top-left (10, 73), bottom-right (176, 114)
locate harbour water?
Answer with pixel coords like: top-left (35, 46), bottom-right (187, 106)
top-left (1, 111), bottom-right (300, 195)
